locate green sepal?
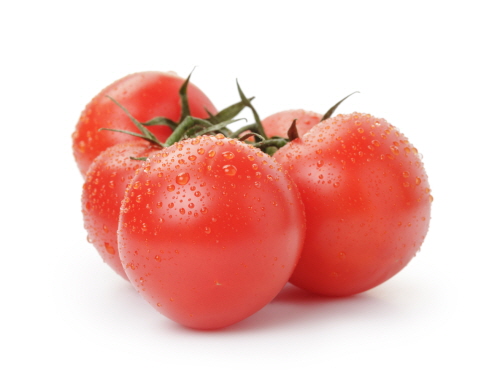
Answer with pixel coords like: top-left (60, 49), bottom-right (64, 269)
top-left (321, 91), bottom-right (359, 121)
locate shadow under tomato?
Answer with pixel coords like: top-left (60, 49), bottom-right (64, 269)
top-left (165, 282), bottom-right (397, 334)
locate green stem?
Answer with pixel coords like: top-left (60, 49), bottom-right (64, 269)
top-left (229, 123), bottom-right (258, 138)
top-left (236, 81), bottom-right (268, 140)
top-left (164, 116), bottom-right (216, 146)
top-left (253, 138), bottom-right (288, 151)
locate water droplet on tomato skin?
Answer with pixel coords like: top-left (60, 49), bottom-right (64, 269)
top-left (222, 151), bottom-right (235, 160)
top-left (176, 172), bottom-right (190, 185)
top-left (104, 243), bottom-right (116, 255)
top-left (222, 165), bottom-right (237, 176)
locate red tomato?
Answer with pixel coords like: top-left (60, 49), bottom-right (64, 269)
top-left (262, 109), bottom-right (322, 138)
top-left (118, 135), bottom-right (306, 329)
top-left (273, 113), bottom-right (432, 296)
top-left (82, 140), bottom-right (160, 280)
top-left (72, 71), bottom-right (217, 176)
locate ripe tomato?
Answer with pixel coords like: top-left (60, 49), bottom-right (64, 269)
top-left (82, 140), bottom-right (160, 280)
top-left (72, 71), bottom-right (217, 176)
top-left (118, 135), bottom-right (306, 329)
top-left (262, 109), bottom-right (322, 138)
top-left (273, 113), bottom-right (432, 296)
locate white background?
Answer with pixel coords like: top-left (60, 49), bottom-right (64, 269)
top-left (2, 1), bottom-right (499, 374)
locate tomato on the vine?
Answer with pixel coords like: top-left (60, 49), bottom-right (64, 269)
top-left (118, 135), bottom-right (306, 329)
top-left (72, 71), bottom-right (217, 176)
top-left (82, 140), bottom-right (161, 280)
top-left (273, 112), bottom-right (432, 296)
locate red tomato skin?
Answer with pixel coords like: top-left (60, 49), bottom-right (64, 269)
top-left (273, 113), bottom-right (432, 296)
top-left (118, 136), bottom-right (306, 329)
top-left (72, 71), bottom-right (217, 176)
top-left (262, 109), bottom-right (322, 138)
top-left (82, 140), bottom-right (160, 280)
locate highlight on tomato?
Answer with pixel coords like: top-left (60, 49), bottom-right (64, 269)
top-left (72, 71), bottom-right (217, 176)
top-left (117, 134), bottom-right (306, 329)
top-left (273, 112), bottom-right (432, 296)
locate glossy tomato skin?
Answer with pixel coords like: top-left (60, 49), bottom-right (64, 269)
top-left (118, 135), bottom-right (306, 329)
top-left (82, 140), bottom-right (160, 280)
top-left (72, 71), bottom-right (217, 176)
top-left (262, 109), bottom-right (322, 138)
top-left (274, 113), bottom-right (432, 296)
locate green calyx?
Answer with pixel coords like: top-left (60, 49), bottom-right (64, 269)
top-left (99, 72), bottom-right (358, 157)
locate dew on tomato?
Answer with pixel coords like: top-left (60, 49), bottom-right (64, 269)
top-left (118, 135), bottom-right (306, 329)
top-left (273, 112), bottom-right (432, 297)
top-left (82, 140), bottom-right (161, 280)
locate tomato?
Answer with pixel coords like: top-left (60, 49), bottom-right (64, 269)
top-left (273, 113), bottom-right (432, 296)
top-left (82, 140), bottom-right (160, 280)
top-left (72, 71), bottom-right (217, 176)
top-left (262, 109), bottom-right (322, 138)
top-left (117, 135), bottom-right (306, 329)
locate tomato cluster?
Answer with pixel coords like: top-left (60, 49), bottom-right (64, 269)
top-left (75, 71), bottom-right (432, 329)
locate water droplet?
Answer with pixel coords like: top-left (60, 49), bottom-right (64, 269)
top-left (103, 224), bottom-right (109, 233)
top-left (167, 184), bottom-right (175, 192)
top-left (104, 242), bottom-right (115, 255)
top-left (372, 140), bottom-right (380, 147)
top-left (333, 182), bottom-right (340, 188)
top-left (390, 145), bottom-right (399, 155)
top-left (176, 172), bottom-right (190, 185)
top-left (415, 177), bottom-right (421, 185)
top-left (338, 251), bottom-right (346, 259)
top-left (188, 155), bottom-right (197, 161)
top-left (204, 227), bottom-right (211, 234)
top-left (208, 150), bottom-right (216, 158)
top-left (222, 151), bottom-right (235, 160)
top-left (133, 181), bottom-right (141, 190)
top-left (179, 208), bottom-right (186, 214)
top-left (198, 148), bottom-right (205, 155)
top-left (194, 191), bottom-right (201, 197)
top-left (136, 195), bottom-right (142, 203)
top-left (222, 164), bottom-right (237, 176)
top-left (254, 181), bottom-right (261, 188)
top-left (402, 171), bottom-right (410, 178)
